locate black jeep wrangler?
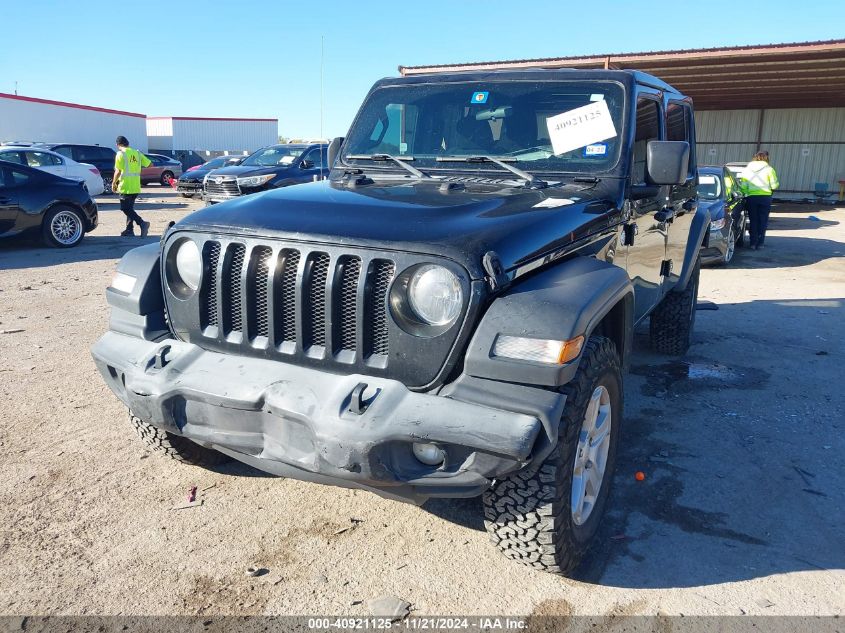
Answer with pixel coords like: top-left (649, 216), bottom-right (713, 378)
top-left (92, 69), bottom-right (706, 575)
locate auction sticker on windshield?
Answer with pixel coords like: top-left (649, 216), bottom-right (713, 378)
top-left (546, 100), bottom-right (617, 156)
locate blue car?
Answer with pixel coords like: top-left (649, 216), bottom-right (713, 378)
top-left (698, 166), bottom-right (747, 265)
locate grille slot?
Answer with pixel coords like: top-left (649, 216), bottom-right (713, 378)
top-left (200, 241), bottom-right (221, 329)
top-left (306, 253), bottom-right (330, 349)
top-left (222, 243), bottom-right (246, 335)
top-left (275, 249), bottom-right (300, 345)
top-left (338, 257), bottom-right (361, 352)
top-left (369, 260), bottom-right (395, 357)
top-left (249, 246), bottom-right (273, 339)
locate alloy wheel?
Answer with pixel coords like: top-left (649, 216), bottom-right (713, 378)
top-left (571, 385), bottom-right (612, 526)
top-left (51, 210), bottom-right (82, 245)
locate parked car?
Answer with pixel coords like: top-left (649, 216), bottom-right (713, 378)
top-left (202, 143), bottom-right (328, 203)
top-left (0, 162), bottom-right (98, 247)
top-left (0, 146), bottom-right (104, 195)
top-left (178, 156), bottom-right (245, 197)
top-left (93, 68), bottom-right (708, 576)
top-left (698, 166), bottom-right (747, 265)
top-left (47, 144), bottom-right (117, 194)
top-left (141, 153), bottom-right (183, 186)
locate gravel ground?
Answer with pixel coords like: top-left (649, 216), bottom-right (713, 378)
top-left (0, 188), bottom-right (843, 617)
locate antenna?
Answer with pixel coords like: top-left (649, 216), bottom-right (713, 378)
top-left (319, 34), bottom-right (325, 178)
top-left (14, 80), bottom-right (18, 96)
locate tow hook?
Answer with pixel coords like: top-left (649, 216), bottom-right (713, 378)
top-left (153, 344), bottom-right (172, 370)
top-left (348, 382), bottom-right (372, 415)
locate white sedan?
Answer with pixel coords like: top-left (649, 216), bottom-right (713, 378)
top-left (0, 146), bottom-right (105, 195)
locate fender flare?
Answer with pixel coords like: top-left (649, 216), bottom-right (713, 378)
top-left (106, 243), bottom-right (168, 341)
top-left (463, 256), bottom-right (634, 387)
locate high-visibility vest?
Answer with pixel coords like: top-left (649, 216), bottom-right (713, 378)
top-left (115, 147), bottom-right (150, 194)
top-left (740, 160), bottom-right (780, 196)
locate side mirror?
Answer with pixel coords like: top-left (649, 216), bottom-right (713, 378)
top-left (300, 160), bottom-right (314, 169)
top-left (646, 141), bottom-right (690, 185)
top-left (327, 136), bottom-right (344, 169)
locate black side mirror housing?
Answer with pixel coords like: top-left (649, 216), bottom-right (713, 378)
top-left (327, 137), bottom-right (344, 170)
top-left (646, 141), bottom-right (690, 185)
top-left (300, 160), bottom-right (314, 170)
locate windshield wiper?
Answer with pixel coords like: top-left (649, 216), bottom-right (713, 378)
top-left (436, 155), bottom-right (547, 188)
top-left (346, 154), bottom-right (431, 179)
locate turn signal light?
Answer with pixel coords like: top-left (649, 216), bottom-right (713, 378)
top-left (492, 334), bottom-right (584, 365)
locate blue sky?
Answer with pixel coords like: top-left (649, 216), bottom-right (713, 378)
top-left (2, 0), bottom-right (843, 139)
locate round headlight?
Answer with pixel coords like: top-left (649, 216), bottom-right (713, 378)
top-left (175, 239), bottom-right (202, 291)
top-left (407, 264), bottom-right (463, 326)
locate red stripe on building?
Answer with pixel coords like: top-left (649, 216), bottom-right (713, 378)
top-left (0, 92), bottom-right (146, 118)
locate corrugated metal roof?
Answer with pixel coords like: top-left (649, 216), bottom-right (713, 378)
top-left (400, 39), bottom-right (845, 109)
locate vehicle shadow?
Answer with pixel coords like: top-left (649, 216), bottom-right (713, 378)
top-left (424, 297), bottom-right (845, 588)
top-left (769, 215), bottom-right (839, 231)
top-left (723, 234), bottom-right (844, 269)
top-left (0, 234), bottom-right (160, 270)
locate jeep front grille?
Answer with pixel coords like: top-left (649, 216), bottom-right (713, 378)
top-left (166, 234), bottom-right (474, 388)
top-left (197, 239), bottom-right (394, 362)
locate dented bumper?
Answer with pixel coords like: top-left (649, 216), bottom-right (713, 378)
top-left (91, 332), bottom-right (564, 503)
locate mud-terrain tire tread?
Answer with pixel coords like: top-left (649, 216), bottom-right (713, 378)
top-left (128, 411), bottom-right (231, 466)
top-left (482, 336), bottom-right (622, 576)
top-left (649, 256), bottom-right (700, 355)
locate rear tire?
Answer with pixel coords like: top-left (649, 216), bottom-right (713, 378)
top-left (649, 255), bottom-right (700, 355)
top-left (128, 411), bottom-right (231, 467)
top-left (160, 171), bottom-right (174, 186)
top-left (42, 205), bottom-right (85, 248)
top-left (482, 336), bottom-right (622, 576)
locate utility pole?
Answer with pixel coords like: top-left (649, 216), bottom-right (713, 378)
top-left (14, 81), bottom-right (18, 96)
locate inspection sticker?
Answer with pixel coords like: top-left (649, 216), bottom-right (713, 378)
top-left (471, 91), bottom-right (489, 104)
top-left (546, 99), bottom-right (617, 156)
top-left (583, 143), bottom-right (608, 157)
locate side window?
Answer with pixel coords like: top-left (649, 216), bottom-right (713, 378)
top-left (667, 102), bottom-right (695, 176)
top-left (0, 151), bottom-right (25, 165)
top-left (0, 166), bottom-right (7, 188)
top-left (53, 146), bottom-right (73, 159)
top-left (301, 148), bottom-right (323, 167)
top-left (632, 97), bottom-right (661, 185)
top-left (26, 151), bottom-right (61, 167)
top-left (97, 147), bottom-right (115, 161)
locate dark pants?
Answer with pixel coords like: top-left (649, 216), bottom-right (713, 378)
top-left (745, 195), bottom-right (772, 247)
top-left (119, 194), bottom-right (144, 232)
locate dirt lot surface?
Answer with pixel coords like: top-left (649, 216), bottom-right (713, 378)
top-left (1, 188), bottom-right (843, 617)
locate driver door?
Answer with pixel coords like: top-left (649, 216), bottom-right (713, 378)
top-left (626, 95), bottom-right (668, 323)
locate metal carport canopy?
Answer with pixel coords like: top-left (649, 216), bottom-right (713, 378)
top-left (398, 39), bottom-right (845, 110)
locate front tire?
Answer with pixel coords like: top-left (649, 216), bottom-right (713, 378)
top-left (483, 336), bottom-right (622, 576)
top-left (649, 255), bottom-right (700, 355)
top-left (128, 411), bottom-right (231, 467)
top-left (160, 171), bottom-right (174, 186)
top-left (42, 206), bottom-right (85, 248)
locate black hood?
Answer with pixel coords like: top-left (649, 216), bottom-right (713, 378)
top-left (174, 178), bottom-right (623, 279)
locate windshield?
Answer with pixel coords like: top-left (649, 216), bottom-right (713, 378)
top-left (697, 173), bottom-right (722, 199)
top-left (205, 157), bottom-right (229, 169)
top-left (242, 147), bottom-right (303, 167)
top-left (343, 80), bottom-right (625, 174)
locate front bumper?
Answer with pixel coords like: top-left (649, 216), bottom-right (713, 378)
top-left (176, 181), bottom-right (202, 194)
top-left (701, 227), bottom-right (730, 263)
top-left (91, 332), bottom-right (560, 503)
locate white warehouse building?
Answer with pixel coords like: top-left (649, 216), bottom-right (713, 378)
top-left (146, 116), bottom-right (278, 156)
top-left (0, 92), bottom-right (148, 151)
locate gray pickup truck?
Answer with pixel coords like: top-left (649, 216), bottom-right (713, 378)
top-left (92, 68), bottom-right (706, 576)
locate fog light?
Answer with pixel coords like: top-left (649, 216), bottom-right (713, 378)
top-left (492, 334), bottom-right (584, 364)
top-left (412, 442), bottom-right (445, 466)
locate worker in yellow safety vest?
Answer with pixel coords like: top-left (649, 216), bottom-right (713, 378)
top-left (739, 150), bottom-right (780, 250)
top-left (112, 136), bottom-right (152, 237)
